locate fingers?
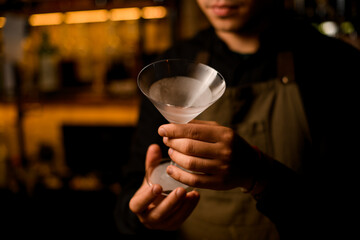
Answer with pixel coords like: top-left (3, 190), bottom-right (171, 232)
top-left (130, 144), bottom-right (163, 214)
top-left (145, 144), bottom-right (163, 171)
top-left (146, 189), bottom-right (199, 230)
top-left (167, 164), bottom-right (210, 188)
top-left (157, 122), bottom-right (259, 191)
top-left (158, 122), bottom-right (234, 161)
top-left (145, 188), bottom-right (186, 220)
top-left (159, 122), bottom-right (234, 146)
top-left (129, 183), bottom-right (163, 214)
top-left (165, 137), bottom-right (227, 159)
top-left (167, 165), bottom-right (232, 190)
top-left (166, 137), bottom-right (231, 160)
top-left (131, 186), bottom-right (200, 230)
top-left (159, 122), bottom-right (224, 143)
top-left (189, 119), bottom-right (219, 125)
top-left (130, 184), bottom-right (185, 219)
top-left (168, 148), bottom-right (228, 175)
top-left (160, 191), bottom-right (200, 230)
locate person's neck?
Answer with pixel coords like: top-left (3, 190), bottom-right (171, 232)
top-left (216, 30), bottom-right (260, 55)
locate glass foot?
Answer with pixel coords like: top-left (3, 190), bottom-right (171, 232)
top-left (147, 159), bottom-right (192, 195)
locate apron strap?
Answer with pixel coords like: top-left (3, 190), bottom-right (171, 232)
top-left (277, 51), bottom-right (295, 84)
top-left (194, 50), bottom-right (211, 65)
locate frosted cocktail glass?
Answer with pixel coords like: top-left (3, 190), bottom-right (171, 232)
top-left (137, 59), bottom-right (226, 195)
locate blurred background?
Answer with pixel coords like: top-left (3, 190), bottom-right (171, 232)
top-left (0, 0), bottom-right (359, 238)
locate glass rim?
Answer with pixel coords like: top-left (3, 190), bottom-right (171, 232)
top-left (137, 58), bottom-right (226, 109)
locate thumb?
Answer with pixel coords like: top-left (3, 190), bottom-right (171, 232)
top-left (145, 144), bottom-right (163, 171)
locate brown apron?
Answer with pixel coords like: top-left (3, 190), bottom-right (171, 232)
top-left (179, 52), bottom-right (312, 240)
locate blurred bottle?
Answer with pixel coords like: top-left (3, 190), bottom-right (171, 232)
top-left (1, 14), bottom-right (26, 101)
top-left (38, 31), bottom-right (60, 93)
top-left (0, 37), bottom-right (5, 100)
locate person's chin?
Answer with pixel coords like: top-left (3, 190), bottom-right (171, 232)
top-left (212, 19), bottom-right (246, 33)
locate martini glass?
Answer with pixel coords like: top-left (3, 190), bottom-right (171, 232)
top-left (137, 59), bottom-right (226, 195)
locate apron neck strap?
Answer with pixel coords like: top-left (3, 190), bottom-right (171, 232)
top-left (277, 51), bottom-right (295, 83)
top-left (195, 50), bottom-right (211, 65)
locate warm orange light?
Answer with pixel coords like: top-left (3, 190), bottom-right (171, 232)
top-left (110, 8), bottom-right (141, 21)
top-left (29, 13), bottom-right (63, 26)
top-left (142, 6), bottom-right (167, 19)
top-left (0, 17), bottom-right (6, 28)
top-left (65, 10), bottom-right (109, 24)
top-left (26, 6), bottom-right (167, 26)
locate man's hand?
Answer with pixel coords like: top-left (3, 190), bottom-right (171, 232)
top-left (158, 120), bottom-right (259, 191)
top-left (129, 144), bottom-right (200, 230)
